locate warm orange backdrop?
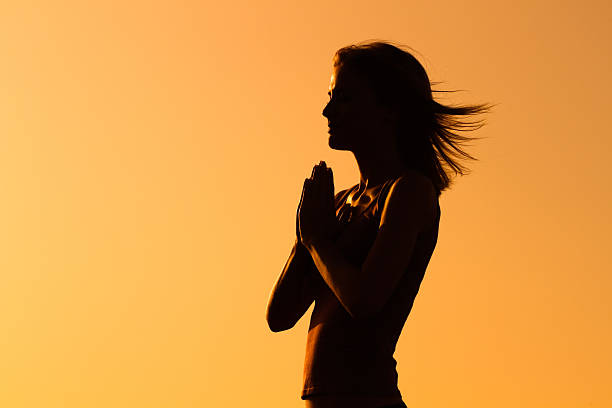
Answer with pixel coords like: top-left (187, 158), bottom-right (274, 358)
top-left (1, 1), bottom-right (610, 407)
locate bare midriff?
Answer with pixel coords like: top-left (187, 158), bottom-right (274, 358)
top-left (304, 394), bottom-right (404, 408)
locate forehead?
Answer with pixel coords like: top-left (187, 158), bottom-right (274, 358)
top-left (328, 65), bottom-right (371, 94)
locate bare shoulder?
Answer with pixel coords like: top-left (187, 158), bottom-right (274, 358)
top-left (398, 168), bottom-right (435, 187)
top-left (394, 169), bottom-right (436, 197)
top-left (379, 170), bottom-right (437, 231)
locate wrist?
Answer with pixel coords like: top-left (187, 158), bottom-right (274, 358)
top-left (301, 236), bottom-right (327, 253)
top-left (295, 237), bottom-right (311, 256)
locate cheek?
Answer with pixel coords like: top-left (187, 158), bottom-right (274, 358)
top-left (341, 107), bottom-right (368, 127)
top-left (347, 113), bottom-right (376, 133)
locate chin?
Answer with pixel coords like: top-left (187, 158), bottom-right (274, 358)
top-left (328, 134), bottom-right (350, 151)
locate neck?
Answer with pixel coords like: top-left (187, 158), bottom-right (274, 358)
top-left (351, 146), bottom-right (410, 192)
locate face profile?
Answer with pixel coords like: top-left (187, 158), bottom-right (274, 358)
top-left (322, 65), bottom-right (398, 153)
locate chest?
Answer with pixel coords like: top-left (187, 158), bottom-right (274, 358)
top-left (334, 202), bottom-right (381, 266)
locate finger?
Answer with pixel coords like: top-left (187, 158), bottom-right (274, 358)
top-left (316, 166), bottom-right (325, 202)
top-left (299, 178), bottom-right (307, 209)
top-left (325, 169), bottom-right (335, 210)
top-left (318, 167), bottom-right (327, 196)
top-left (297, 180), bottom-right (306, 236)
top-left (320, 165), bottom-right (331, 198)
top-left (326, 167), bottom-right (334, 204)
top-left (300, 179), bottom-right (311, 218)
top-left (317, 165), bottom-right (327, 189)
top-left (311, 164), bottom-right (318, 180)
top-left (316, 161), bottom-right (327, 178)
top-left (309, 177), bottom-right (324, 213)
top-left (313, 162), bottom-right (322, 182)
top-left (303, 178), bottom-right (313, 198)
top-left (308, 164), bottom-right (319, 191)
top-left (324, 166), bottom-right (332, 188)
top-left (303, 178), bottom-right (311, 193)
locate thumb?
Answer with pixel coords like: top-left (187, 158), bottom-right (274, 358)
top-left (297, 179), bottom-right (308, 237)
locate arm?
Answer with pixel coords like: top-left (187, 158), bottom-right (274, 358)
top-left (265, 238), bottom-right (319, 332)
top-left (303, 173), bottom-right (437, 319)
top-left (266, 185), bottom-right (349, 332)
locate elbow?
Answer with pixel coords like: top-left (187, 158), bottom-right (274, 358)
top-left (265, 309), bottom-right (294, 333)
top-left (267, 318), bottom-right (289, 333)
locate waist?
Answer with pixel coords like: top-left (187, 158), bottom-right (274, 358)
top-left (304, 394), bottom-right (405, 408)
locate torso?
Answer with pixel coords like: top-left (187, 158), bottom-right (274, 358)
top-left (301, 171), bottom-right (438, 407)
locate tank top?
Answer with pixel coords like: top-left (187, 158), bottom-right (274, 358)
top-left (301, 174), bottom-right (441, 400)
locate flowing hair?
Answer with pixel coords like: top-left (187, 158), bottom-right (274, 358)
top-left (332, 40), bottom-right (495, 195)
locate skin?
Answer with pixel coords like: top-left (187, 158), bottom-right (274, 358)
top-left (323, 64), bottom-right (410, 204)
top-left (294, 65), bottom-right (437, 408)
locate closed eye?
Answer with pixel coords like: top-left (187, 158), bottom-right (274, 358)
top-left (327, 91), bottom-right (349, 101)
top-left (328, 89), bottom-right (346, 98)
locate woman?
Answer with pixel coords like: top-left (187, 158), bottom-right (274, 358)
top-left (266, 40), bottom-right (491, 408)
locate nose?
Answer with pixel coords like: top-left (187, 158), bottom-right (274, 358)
top-left (322, 100), bottom-right (332, 119)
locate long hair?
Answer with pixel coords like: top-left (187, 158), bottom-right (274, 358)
top-left (332, 40), bottom-right (494, 196)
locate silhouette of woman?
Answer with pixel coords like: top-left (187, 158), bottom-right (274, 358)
top-left (266, 40), bottom-right (492, 408)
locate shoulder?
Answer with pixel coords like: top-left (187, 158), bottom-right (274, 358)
top-left (393, 170), bottom-right (436, 198)
top-left (379, 170), bottom-right (437, 231)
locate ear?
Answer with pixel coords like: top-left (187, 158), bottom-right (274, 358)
top-left (381, 104), bottom-right (399, 125)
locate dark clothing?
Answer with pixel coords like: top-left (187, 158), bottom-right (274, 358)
top-left (301, 176), bottom-right (441, 401)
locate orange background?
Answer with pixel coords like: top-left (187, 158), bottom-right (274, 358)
top-left (1, 1), bottom-right (611, 407)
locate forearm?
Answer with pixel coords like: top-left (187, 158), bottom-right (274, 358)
top-left (266, 238), bottom-right (317, 331)
top-left (303, 237), bottom-right (362, 318)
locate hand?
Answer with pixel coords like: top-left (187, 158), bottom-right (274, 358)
top-left (298, 161), bottom-right (340, 247)
top-left (296, 163), bottom-right (323, 240)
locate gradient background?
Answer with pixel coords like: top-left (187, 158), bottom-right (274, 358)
top-left (1, 1), bottom-right (611, 407)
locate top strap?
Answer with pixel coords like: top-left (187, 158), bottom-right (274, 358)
top-left (339, 178), bottom-right (396, 224)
